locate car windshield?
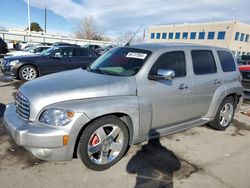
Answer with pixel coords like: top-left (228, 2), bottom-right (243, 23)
top-left (89, 47), bottom-right (151, 76)
top-left (40, 47), bottom-right (55, 56)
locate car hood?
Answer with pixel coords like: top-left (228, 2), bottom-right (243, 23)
top-left (19, 68), bottom-right (137, 121)
top-left (4, 54), bottom-right (42, 61)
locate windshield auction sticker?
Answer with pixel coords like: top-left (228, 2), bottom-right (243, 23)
top-left (126, 52), bottom-right (147, 59)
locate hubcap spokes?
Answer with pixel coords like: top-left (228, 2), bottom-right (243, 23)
top-left (87, 124), bottom-right (124, 164)
top-left (219, 103), bottom-right (234, 127)
top-left (22, 67), bottom-right (36, 80)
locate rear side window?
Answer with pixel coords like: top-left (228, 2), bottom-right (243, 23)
top-left (191, 50), bottom-right (217, 75)
top-left (150, 51), bottom-right (186, 77)
top-left (74, 48), bottom-right (89, 56)
top-left (217, 51), bottom-right (236, 72)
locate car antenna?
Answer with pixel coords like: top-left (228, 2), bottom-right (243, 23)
top-left (125, 25), bottom-right (144, 47)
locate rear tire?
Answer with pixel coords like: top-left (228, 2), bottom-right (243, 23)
top-left (77, 116), bottom-right (129, 171)
top-left (208, 96), bottom-right (236, 130)
top-left (18, 65), bottom-right (38, 81)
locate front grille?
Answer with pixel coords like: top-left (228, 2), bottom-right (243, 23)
top-left (15, 91), bottom-right (30, 120)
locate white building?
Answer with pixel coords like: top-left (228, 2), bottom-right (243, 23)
top-left (148, 21), bottom-right (250, 59)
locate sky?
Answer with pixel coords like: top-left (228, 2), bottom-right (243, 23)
top-left (0, 0), bottom-right (249, 39)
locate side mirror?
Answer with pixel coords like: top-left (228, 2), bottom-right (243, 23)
top-left (148, 69), bottom-right (175, 80)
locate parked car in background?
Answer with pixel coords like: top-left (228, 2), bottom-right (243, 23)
top-left (1, 45), bottom-right (99, 81)
top-left (15, 41), bottom-right (28, 50)
top-left (5, 40), bottom-right (14, 49)
top-left (96, 45), bottom-right (116, 55)
top-left (52, 42), bottom-right (79, 47)
top-left (5, 46), bottom-right (50, 57)
top-left (84, 44), bottom-right (101, 50)
top-left (3, 43), bottom-right (243, 171)
top-left (0, 37), bottom-right (8, 54)
top-left (237, 55), bottom-right (250, 65)
top-left (239, 65), bottom-right (250, 100)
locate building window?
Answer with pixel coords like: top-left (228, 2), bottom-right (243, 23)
top-left (162, 33), bottom-right (167, 39)
top-left (217, 31), bottom-right (226, 40)
top-left (240, 33), bottom-right (245, 41)
top-left (245, 34), bottom-right (249, 42)
top-left (175, 32), bottom-right (180, 39)
top-left (156, 33), bottom-right (161, 39)
top-left (198, 32), bottom-right (205, 39)
top-left (190, 32), bottom-right (196, 39)
top-left (169, 32), bottom-right (174, 39)
top-left (235, 32), bottom-right (240, 41)
top-left (183, 32), bottom-right (188, 39)
top-left (151, 33), bottom-right (155, 39)
top-left (208, 32), bottom-right (215, 40)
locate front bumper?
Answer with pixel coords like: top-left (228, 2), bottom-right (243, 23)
top-left (3, 103), bottom-right (75, 161)
top-left (1, 65), bottom-right (15, 76)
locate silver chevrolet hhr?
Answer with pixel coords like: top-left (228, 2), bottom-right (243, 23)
top-left (3, 43), bottom-right (243, 171)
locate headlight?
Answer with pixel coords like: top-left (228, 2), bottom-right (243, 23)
top-left (39, 108), bottom-right (75, 126)
top-left (7, 60), bottom-right (19, 66)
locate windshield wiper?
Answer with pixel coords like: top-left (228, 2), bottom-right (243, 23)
top-left (86, 66), bottom-right (108, 75)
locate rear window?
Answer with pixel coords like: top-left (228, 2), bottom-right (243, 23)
top-left (191, 50), bottom-right (217, 75)
top-left (217, 51), bottom-right (236, 72)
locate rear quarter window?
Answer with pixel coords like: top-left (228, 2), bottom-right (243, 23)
top-left (191, 50), bottom-right (217, 75)
top-left (217, 51), bottom-right (236, 72)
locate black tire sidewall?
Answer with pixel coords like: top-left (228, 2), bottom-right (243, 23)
top-left (78, 116), bottom-right (129, 171)
top-left (19, 65), bottom-right (38, 81)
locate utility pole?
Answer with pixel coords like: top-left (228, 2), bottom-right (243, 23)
top-left (27, 0), bottom-right (31, 40)
top-left (44, 7), bottom-right (47, 33)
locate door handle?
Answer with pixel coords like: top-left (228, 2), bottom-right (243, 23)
top-left (178, 84), bottom-right (188, 90)
top-left (213, 79), bottom-right (222, 85)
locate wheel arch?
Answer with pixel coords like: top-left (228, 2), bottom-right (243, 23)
top-left (73, 112), bottom-right (134, 158)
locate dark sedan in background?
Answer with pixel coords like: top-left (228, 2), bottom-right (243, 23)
top-left (1, 45), bottom-right (99, 81)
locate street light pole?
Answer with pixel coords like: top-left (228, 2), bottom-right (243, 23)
top-left (45, 7), bottom-right (47, 33)
top-left (27, 0), bottom-right (31, 40)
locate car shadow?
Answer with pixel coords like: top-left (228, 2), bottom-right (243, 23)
top-left (126, 131), bottom-right (181, 188)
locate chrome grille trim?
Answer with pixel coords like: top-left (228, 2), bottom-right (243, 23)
top-left (15, 91), bottom-right (30, 120)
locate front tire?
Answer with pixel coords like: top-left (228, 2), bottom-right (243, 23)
top-left (18, 65), bottom-right (38, 81)
top-left (208, 96), bottom-right (236, 130)
top-left (77, 116), bottom-right (129, 171)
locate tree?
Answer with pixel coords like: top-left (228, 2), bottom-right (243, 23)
top-left (26, 22), bottom-right (43, 32)
top-left (75, 16), bottom-right (102, 40)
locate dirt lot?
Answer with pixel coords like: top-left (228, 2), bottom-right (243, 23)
top-left (0, 71), bottom-right (250, 188)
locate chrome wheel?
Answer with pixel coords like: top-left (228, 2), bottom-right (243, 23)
top-left (21, 67), bottom-right (37, 80)
top-left (87, 124), bottom-right (124, 165)
top-left (219, 103), bottom-right (234, 127)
